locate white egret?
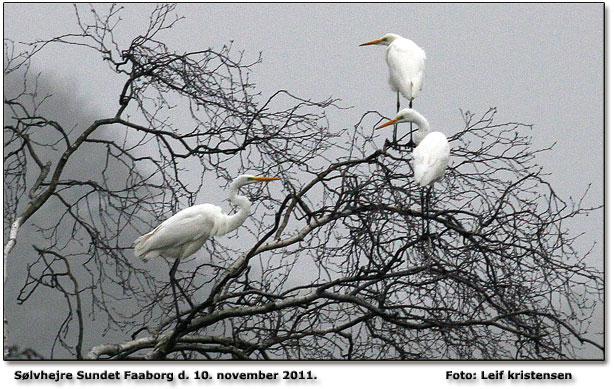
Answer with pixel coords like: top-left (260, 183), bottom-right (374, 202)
top-left (360, 33), bottom-right (426, 111)
top-left (377, 108), bottom-right (449, 236)
top-left (134, 174), bottom-right (280, 315)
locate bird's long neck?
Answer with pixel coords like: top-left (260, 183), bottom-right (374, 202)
top-left (412, 112), bottom-right (430, 145)
top-left (224, 182), bottom-right (252, 234)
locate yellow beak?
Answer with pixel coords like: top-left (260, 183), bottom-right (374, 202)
top-left (252, 176), bottom-right (281, 182)
top-left (359, 39), bottom-right (383, 46)
top-left (376, 118), bottom-right (399, 129)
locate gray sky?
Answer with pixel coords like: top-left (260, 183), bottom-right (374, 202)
top-left (4, 2), bottom-right (603, 205)
top-left (3, 2), bottom-right (604, 363)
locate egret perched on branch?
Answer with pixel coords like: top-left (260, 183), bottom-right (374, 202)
top-left (360, 33), bottom-right (426, 111)
top-left (377, 108), bottom-right (449, 236)
top-left (134, 174), bottom-right (280, 316)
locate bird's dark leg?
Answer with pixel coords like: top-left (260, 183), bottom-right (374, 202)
top-left (169, 257), bottom-right (182, 322)
top-left (426, 186), bottom-right (432, 238)
top-left (420, 187), bottom-right (425, 240)
top-left (169, 257), bottom-right (195, 323)
top-left (169, 257), bottom-right (194, 360)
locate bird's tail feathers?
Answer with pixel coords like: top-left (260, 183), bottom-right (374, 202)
top-left (134, 233), bottom-right (153, 262)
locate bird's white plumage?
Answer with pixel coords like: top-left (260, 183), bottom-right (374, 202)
top-left (385, 37), bottom-right (426, 100)
top-left (413, 131), bottom-right (450, 187)
top-left (361, 33), bottom-right (426, 102)
top-left (134, 204), bottom-right (223, 261)
top-left (376, 108), bottom-right (450, 187)
top-left (133, 174), bottom-right (279, 262)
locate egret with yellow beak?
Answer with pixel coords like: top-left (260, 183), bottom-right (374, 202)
top-left (377, 109), bottom-right (449, 237)
top-left (134, 174), bottom-right (280, 315)
top-left (360, 33), bottom-right (426, 111)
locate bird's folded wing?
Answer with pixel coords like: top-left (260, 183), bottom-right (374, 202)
top-left (141, 207), bottom-right (218, 251)
top-left (386, 44), bottom-right (426, 93)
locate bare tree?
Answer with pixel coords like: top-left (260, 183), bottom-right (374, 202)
top-left (4, 4), bottom-right (603, 360)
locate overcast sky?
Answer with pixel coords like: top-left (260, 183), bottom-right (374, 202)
top-left (4, 2), bottom-right (603, 207)
top-left (3, 0), bottom-right (604, 371)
